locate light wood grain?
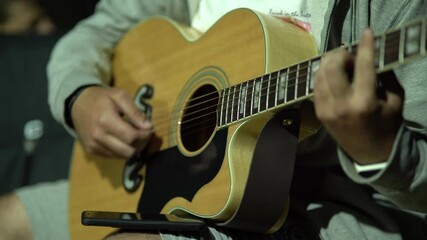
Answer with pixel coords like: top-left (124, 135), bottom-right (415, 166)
top-left (69, 9), bottom-right (318, 240)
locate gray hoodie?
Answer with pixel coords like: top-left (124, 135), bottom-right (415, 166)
top-left (47, 0), bottom-right (427, 239)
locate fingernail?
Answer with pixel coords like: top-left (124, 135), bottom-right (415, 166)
top-left (142, 120), bottom-right (152, 129)
top-left (363, 28), bottom-right (373, 37)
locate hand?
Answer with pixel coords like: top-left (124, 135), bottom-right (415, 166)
top-left (313, 29), bottom-right (404, 165)
top-left (71, 86), bottom-right (152, 158)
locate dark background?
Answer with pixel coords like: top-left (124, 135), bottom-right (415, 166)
top-left (0, 0), bottom-right (99, 194)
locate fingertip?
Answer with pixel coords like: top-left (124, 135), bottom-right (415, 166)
top-left (129, 113), bottom-right (150, 129)
top-left (141, 120), bottom-right (152, 129)
top-left (362, 28), bottom-right (373, 38)
top-left (361, 28), bottom-right (374, 49)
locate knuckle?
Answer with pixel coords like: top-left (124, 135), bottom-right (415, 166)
top-left (122, 148), bottom-right (136, 159)
top-left (333, 105), bottom-right (350, 120)
top-left (131, 111), bottom-right (144, 123)
top-left (321, 110), bottom-right (336, 122)
top-left (317, 103), bottom-right (349, 123)
top-left (113, 88), bottom-right (130, 100)
top-left (85, 141), bottom-right (99, 155)
top-left (315, 106), bottom-right (332, 122)
top-left (90, 128), bottom-right (104, 142)
top-left (97, 114), bottom-right (108, 127)
top-left (313, 71), bottom-right (323, 87)
top-left (352, 97), bottom-right (376, 116)
top-left (127, 131), bottom-right (138, 143)
top-left (315, 109), bottom-right (326, 121)
top-left (325, 63), bottom-right (336, 75)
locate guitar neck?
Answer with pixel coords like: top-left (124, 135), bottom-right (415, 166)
top-left (217, 15), bottom-right (427, 128)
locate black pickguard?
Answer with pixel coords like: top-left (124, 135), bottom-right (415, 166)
top-left (137, 128), bottom-right (228, 213)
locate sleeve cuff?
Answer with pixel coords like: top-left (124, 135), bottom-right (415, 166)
top-left (64, 84), bottom-right (101, 129)
top-left (338, 124), bottom-right (405, 184)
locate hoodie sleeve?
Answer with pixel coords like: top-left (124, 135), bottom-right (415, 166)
top-left (339, 0), bottom-right (427, 213)
top-left (47, 0), bottom-right (190, 135)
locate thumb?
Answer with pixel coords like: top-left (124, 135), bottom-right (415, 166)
top-left (110, 89), bottom-right (151, 129)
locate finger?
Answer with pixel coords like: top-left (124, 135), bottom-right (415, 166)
top-left (101, 111), bottom-right (150, 145)
top-left (97, 134), bottom-right (137, 159)
top-left (313, 64), bottom-right (333, 118)
top-left (110, 89), bottom-right (152, 130)
top-left (354, 28), bottom-right (377, 97)
top-left (90, 144), bottom-right (115, 158)
top-left (323, 49), bottom-right (353, 98)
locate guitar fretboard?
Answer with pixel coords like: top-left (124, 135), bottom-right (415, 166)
top-left (217, 16), bottom-right (427, 128)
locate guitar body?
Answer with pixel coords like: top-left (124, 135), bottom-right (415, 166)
top-left (69, 9), bottom-right (318, 239)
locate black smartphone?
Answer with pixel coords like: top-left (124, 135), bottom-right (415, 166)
top-left (81, 210), bottom-right (207, 232)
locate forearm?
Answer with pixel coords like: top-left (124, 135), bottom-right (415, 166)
top-left (340, 125), bottom-right (427, 212)
top-left (338, 0), bottom-right (427, 211)
top-left (47, 29), bottom-right (113, 135)
top-left (47, 0), bottom-right (189, 135)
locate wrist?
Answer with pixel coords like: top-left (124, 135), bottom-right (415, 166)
top-left (64, 84), bottom-right (99, 129)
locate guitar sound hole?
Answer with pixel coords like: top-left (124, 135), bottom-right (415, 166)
top-left (181, 84), bottom-right (218, 152)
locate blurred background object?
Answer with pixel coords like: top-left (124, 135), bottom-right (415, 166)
top-left (0, 0), bottom-right (56, 35)
top-left (0, 0), bottom-right (99, 194)
top-left (0, 0), bottom-right (99, 35)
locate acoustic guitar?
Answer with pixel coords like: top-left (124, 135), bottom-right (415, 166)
top-left (68, 8), bottom-right (427, 239)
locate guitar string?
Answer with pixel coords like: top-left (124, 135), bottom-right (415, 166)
top-left (149, 58), bottom-right (389, 136)
top-left (153, 27), bottom-right (411, 116)
top-left (167, 30), bottom-right (427, 139)
top-left (146, 32), bottom-right (406, 124)
top-left (178, 71), bottom-right (310, 126)
top-left (143, 35), bottom-right (413, 138)
top-left (149, 64), bottom-right (310, 123)
top-left (143, 28), bottom-right (408, 122)
top-left (152, 64), bottom-right (412, 139)
top-left (150, 71), bottom-right (312, 139)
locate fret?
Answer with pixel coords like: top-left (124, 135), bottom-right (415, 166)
top-left (233, 85), bottom-right (239, 121)
top-left (246, 79), bottom-right (254, 117)
top-left (253, 77), bottom-right (262, 115)
top-left (221, 88), bottom-right (228, 126)
top-left (229, 85), bottom-right (237, 123)
top-left (277, 69), bottom-right (287, 103)
top-left (374, 36), bottom-right (381, 68)
top-left (225, 87), bottom-right (232, 124)
top-left (399, 24), bottom-right (406, 63)
top-left (286, 65), bottom-right (297, 102)
top-left (297, 62), bottom-right (308, 99)
top-left (294, 64), bottom-right (300, 101)
top-left (305, 61), bottom-right (311, 96)
top-left (284, 67), bottom-right (290, 102)
top-left (233, 83), bottom-right (242, 121)
top-left (259, 75), bottom-right (269, 112)
top-left (346, 44), bottom-right (352, 53)
top-left (383, 30), bottom-right (400, 66)
top-left (405, 22), bottom-right (422, 58)
top-left (218, 89), bottom-right (224, 126)
top-left (347, 43), bottom-right (357, 55)
top-left (239, 82), bottom-right (247, 119)
top-left (251, 79), bottom-right (257, 115)
top-left (268, 71), bottom-right (278, 109)
top-left (274, 70), bottom-right (281, 105)
top-left (309, 57), bottom-right (320, 94)
top-left (379, 34), bottom-right (385, 70)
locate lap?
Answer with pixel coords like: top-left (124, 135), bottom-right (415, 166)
top-left (15, 179), bottom-right (69, 240)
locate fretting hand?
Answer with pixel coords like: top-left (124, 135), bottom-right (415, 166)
top-left (313, 29), bottom-right (404, 165)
